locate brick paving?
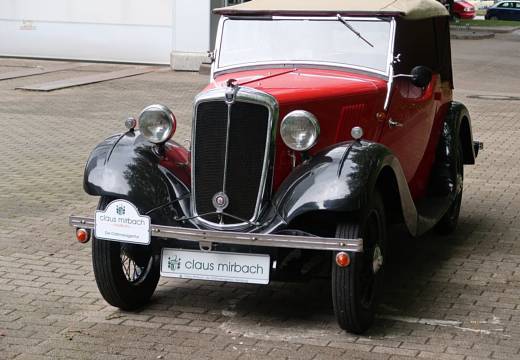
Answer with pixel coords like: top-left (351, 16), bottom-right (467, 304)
top-left (1, 33), bottom-right (520, 359)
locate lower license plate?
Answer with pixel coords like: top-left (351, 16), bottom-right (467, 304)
top-left (161, 249), bottom-right (270, 284)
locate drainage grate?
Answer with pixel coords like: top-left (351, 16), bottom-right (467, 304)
top-left (467, 94), bottom-right (520, 101)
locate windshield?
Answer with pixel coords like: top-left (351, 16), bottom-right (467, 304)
top-left (218, 18), bottom-right (393, 75)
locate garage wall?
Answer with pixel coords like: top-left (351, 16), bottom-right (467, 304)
top-left (0, 0), bottom-right (173, 64)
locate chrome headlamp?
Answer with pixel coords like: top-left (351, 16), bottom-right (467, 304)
top-left (138, 104), bottom-right (176, 144)
top-left (280, 110), bottom-right (320, 151)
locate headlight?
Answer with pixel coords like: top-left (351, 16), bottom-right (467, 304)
top-left (138, 104), bottom-right (176, 144)
top-left (280, 110), bottom-right (320, 151)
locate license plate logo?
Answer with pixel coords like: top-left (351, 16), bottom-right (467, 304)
top-left (161, 249), bottom-right (270, 284)
top-left (95, 200), bottom-right (151, 245)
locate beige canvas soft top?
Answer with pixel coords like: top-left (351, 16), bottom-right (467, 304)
top-left (214, 0), bottom-right (449, 20)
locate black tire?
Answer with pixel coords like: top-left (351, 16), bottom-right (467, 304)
top-left (332, 191), bottom-right (387, 334)
top-left (434, 141), bottom-right (464, 235)
top-left (92, 196), bottom-right (160, 310)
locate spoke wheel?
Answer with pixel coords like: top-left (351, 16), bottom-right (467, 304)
top-left (92, 197), bottom-right (160, 310)
top-left (120, 245), bottom-right (153, 285)
top-left (332, 191), bottom-right (387, 334)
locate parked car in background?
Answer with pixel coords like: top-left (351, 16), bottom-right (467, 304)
top-left (70, 0), bottom-right (481, 334)
top-left (467, 0), bottom-right (495, 10)
top-left (453, 0), bottom-right (477, 18)
top-left (485, 1), bottom-right (520, 19)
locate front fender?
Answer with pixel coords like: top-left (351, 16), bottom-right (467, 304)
top-left (83, 131), bottom-right (190, 222)
top-left (273, 141), bottom-right (419, 234)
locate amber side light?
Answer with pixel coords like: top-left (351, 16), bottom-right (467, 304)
top-left (76, 228), bottom-right (90, 244)
top-left (335, 252), bottom-right (351, 267)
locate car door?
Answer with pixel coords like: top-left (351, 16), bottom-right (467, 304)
top-left (497, 2), bottom-right (513, 19)
top-left (513, 2), bottom-right (520, 20)
top-left (378, 76), bottom-right (439, 184)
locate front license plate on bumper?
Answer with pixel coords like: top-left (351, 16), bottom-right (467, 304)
top-left (161, 249), bottom-right (270, 284)
top-left (95, 199), bottom-right (151, 245)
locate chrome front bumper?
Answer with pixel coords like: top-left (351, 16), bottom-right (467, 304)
top-left (69, 216), bottom-right (363, 252)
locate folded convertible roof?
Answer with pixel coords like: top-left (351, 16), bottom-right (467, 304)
top-left (214, 0), bottom-right (449, 20)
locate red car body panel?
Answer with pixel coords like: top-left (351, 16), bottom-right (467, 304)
top-left (184, 67), bottom-right (454, 201)
top-left (163, 141), bottom-right (191, 187)
top-left (453, 1), bottom-right (476, 19)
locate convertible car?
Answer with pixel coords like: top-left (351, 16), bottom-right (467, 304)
top-left (70, 0), bottom-right (480, 333)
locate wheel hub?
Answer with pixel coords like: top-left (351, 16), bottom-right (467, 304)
top-left (372, 246), bottom-right (383, 274)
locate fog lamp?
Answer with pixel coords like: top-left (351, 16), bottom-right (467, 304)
top-left (138, 104), bottom-right (176, 144)
top-left (280, 110), bottom-right (320, 151)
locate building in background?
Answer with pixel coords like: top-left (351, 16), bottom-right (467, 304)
top-left (0, 0), bottom-right (248, 70)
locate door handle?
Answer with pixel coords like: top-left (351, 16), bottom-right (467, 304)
top-left (388, 119), bottom-right (403, 128)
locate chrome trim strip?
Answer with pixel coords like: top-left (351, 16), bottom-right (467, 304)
top-left (222, 103), bottom-right (232, 195)
top-left (69, 216), bottom-right (363, 252)
top-left (191, 86), bottom-right (279, 230)
top-left (210, 16), bottom-right (225, 80)
top-left (384, 18), bottom-right (397, 110)
top-left (216, 60), bottom-right (388, 78)
top-left (214, 63), bottom-right (388, 81)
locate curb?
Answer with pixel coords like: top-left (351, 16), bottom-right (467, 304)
top-left (451, 31), bottom-right (495, 40)
top-left (450, 25), bottom-right (520, 33)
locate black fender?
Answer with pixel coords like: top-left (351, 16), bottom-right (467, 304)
top-left (83, 131), bottom-right (190, 224)
top-left (448, 101), bottom-right (475, 165)
top-left (429, 101), bottom-right (474, 198)
top-left (273, 102), bottom-right (476, 238)
top-left (272, 141), bottom-right (422, 236)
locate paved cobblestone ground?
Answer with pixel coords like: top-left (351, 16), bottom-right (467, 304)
top-left (1, 33), bottom-right (520, 360)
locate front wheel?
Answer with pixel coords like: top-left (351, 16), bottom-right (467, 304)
top-left (331, 191), bottom-right (387, 334)
top-left (92, 197), bottom-right (160, 310)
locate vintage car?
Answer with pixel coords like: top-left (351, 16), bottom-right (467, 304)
top-left (70, 0), bottom-right (481, 333)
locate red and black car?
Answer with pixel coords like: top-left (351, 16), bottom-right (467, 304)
top-left (70, 0), bottom-right (480, 333)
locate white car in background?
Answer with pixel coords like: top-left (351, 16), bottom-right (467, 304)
top-left (468, 0), bottom-right (495, 9)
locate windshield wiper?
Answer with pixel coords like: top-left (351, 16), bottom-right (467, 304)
top-left (336, 14), bottom-right (374, 48)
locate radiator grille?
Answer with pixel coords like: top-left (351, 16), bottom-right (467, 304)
top-left (193, 100), bottom-right (269, 224)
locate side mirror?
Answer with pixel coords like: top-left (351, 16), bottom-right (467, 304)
top-left (410, 66), bottom-right (432, 88)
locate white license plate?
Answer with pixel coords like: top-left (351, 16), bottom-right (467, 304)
top-left (95, 199), bottom-right (151, 245)
top-left (161, 249), bottom-right (270, 284)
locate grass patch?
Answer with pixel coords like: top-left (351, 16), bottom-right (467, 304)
top-left (453, 19), bottom-right (520, 27)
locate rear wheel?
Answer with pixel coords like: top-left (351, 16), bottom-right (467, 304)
top-left (331, 191), bottom-right (387, 334)
top-left (92, 196), bottom-right (160, 310)
top-left (435, 141), bottom-right (464, 235)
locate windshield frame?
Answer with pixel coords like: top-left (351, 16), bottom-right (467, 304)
top-left (212, 16), bottom-right (396, 79)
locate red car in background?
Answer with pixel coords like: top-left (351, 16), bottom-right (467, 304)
top-left (452, 0), bottom-right (477, 18)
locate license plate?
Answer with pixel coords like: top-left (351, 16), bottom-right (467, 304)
top-left (161, 249), bottom-right (270, 284)
top-left (95, 199), bottom-right (151, 245)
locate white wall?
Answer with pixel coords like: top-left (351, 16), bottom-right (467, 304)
top-left (172, 1), bottom-right (211, 53)
top-left (170, 0), bottom-right (215, 70)
top-left (0, 0), bottom-right (174, 64)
